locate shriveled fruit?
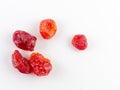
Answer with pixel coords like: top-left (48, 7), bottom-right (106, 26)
top-left (29, 52), bottom-right (52, 76)
top-left (40, 19), bottom-right (57, 39)
top-left (72, 34), bottom-right (88, 50)
top-left (13, 30), bottom-right (37, 51)
top-left (12, 50), bottom-right (32, 74)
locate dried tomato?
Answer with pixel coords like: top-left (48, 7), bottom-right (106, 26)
top-left (29, 52), bottom-right (52, 76)
top-left (40, 19), bottom-right (57, 39)
top-left (12, 50), bottom-right (32, 74)
top-left (13, 30), bottom-right (37, 51)
top-left (72, 34), bottom-right (88, 50)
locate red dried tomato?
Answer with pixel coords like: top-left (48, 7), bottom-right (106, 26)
top-left (12, 50), bottom-right (32, 74)
top-left (72, 34), bottom-right (88, 50)
top-left (13, 30), bottom-right (37, 51)
top-left (40, 19), bottom-right (57, 39)
top-left (29, 52), bottom-right (52, 76)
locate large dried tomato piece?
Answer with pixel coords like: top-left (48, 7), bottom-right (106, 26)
top-left (12, 50), bottom-right (32, 74)
top-left (72, 34), bottom-right (88, 50)
top-left (29, 52), bottom-right (52, 76)
top-left (40, 19), bottom-right (57, 39)
top-left (13, 30), bottom-right (37, 51)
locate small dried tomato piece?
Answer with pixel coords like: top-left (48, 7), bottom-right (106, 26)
top-left (29, 52), bottom-right (52, 76)
top-left (13, 30), bottom-right (37, 51)
top-left (72, 34), bottom-right (88, 50)
top-left (12, 50), bottom-right (32, 74)
top-left (40, 19), bottom-right (57, 39)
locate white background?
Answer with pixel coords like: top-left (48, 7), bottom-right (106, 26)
top-left (0, 0), bottom-right (120, 90)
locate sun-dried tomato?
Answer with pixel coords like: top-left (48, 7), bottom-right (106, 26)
top-left (29, 52), bottom-right (52, 76)
top-left (72, 34), bottom-right (88, 50)
top-left (13, 30), bottom-right (37, 51)
top-left (40, 19), bottom-right (57, 39)
top-left (12, 50), bottom-right (32, 74)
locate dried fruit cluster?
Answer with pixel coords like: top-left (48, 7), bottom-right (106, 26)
top-left (12, 19), bottom-right (56, 76)
top-left (12, 50), bottom-right (52, 76)
top-left (12, 19), bottom-right (88, 77)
